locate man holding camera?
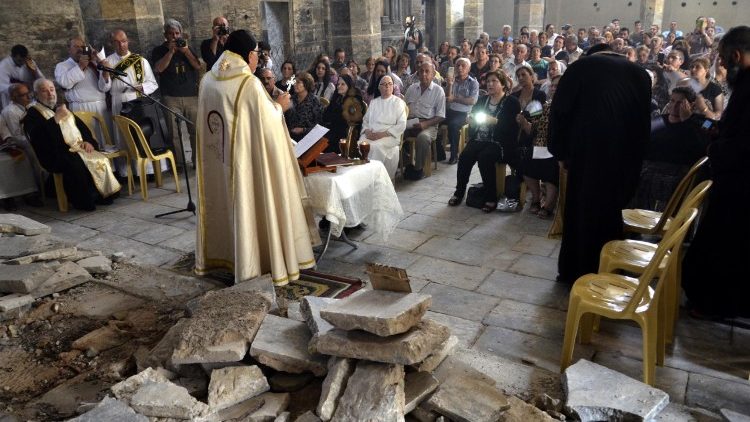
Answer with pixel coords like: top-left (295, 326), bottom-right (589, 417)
top-left (54, 37), bottom-right (111, 116)
top-left (201, 17), bottom-right (230, 70)
top-left (153, 18), bottom-right (201, 168)
top-left (0, 45), bottom-right (45, 109)
top-left (688, 16), bottom-right (713, 56)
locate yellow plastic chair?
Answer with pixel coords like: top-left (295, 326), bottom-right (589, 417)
top-left (113, 115), bottom-right (180, 201)
top-left (560, 207), bottom-right (699, 386)
top-left (598, 180), bottom-right (712, 343)
top-left (622, 156), bottom-right (707, 235)
top-left (74, 111), bottom-right (134, 196)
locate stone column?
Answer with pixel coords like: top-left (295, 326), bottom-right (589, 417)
top-left (513, 0), bottom-right (544, 33)
top-left (290, 0), bottom-right (328, 67)
top-left (640, 0), bottom-right (665, 30)
top-left (79, 0), bottom-right (164, 57)
top-left (463, 0), bottom-right (484, 41)
top-left (348, 0), bottom-right (383, 64)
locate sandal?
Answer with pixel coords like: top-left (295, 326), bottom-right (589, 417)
top-left (448, 194), bottom-right (463, 206)
top-left (481, 202), bottom-right (497, 213)
top-left (529, 201), bottom-right (542, 214)
top-left (537, 207), bottom-right (554, 219)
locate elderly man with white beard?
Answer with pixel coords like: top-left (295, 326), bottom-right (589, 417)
top-left (22, 79), bottom-right (120, 211)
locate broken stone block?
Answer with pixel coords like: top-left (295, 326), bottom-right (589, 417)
top-left (563, 359), bottom-right (669, 422)
top-left (130, 381), bottom-right (209, 419)
top-left (413, 335), bottom-right (458, 373)
top-left (72, 321), bottom-right (130, 353)
top-left (0, 293), bottom-right (34, 312)
top-left (247, 392), bottom-right (290, 422)
top-left (317, 357), bottom-right (355, 421)
top-left (0, 234), bottom-right (68, 259)
top-left (331, 361), bottom-right (405, 422)
top-left (202, 395), bottom-right (265, 422)
top-left (295, 410), bottom-right (322, 422)
top-left (177, 376), bottom-right (208, 397)
top-left (410, 406), bottom-right (440, 422)
top-left (0, 263), bottom-right (55, 293)
top-left (0, 214), bottom-right (51, 235)
top-left (300, 296), bottom-right (337, 338)
top-left (76, 255), bottom-right (112, 275)
top-left (67, 249), bottom-right (102, 262)
top-left (249, 314), bottom-right (327, 376)
top-left (722, 409), bottom-right (750, 422)
top-left (68, 396), bottom-right (147, 422)
top-left (501, 396), bottom-right (557, 421)
top-left (275, 411), bottom-right (291, 422)
top-left (207, 365), bottom-right (270, 411)
top-left (268, 372), bottom-right (315, 392)
top-left (404, 371), bottom-right (440, 414)
top-left (653, 402), bottom-right (722, 421)
top-left (31, 261), bottom-right (91, 298)
top-left (171, 290), bottom-right (272, 364)
top-left (425, 373), bottom-right (510, 422)
top-left (313, 319), bottom-right (450, 365)
top-left (111, 367), bottom-right (172, 403)
top-left (320, 290), bottom-right (431, 337)
top-left (4, 247), bottom-right (78, 265)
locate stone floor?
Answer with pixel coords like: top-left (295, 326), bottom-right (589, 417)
top-left (11, 162), bottom-right (750, 416)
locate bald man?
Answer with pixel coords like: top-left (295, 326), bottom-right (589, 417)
top-left (201, 17), bottom-right (230, 70)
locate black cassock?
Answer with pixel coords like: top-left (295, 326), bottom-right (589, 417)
top-left (548, 53), bottom-right (652, 284)
top-left (683, 68), bottom-right (750, 318)
top-left (23, 106), bottom-right (102, 211)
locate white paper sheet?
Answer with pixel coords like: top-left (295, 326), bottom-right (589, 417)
top-left (532, 146), bottom-right (554, 159)
top-left (294, 124), bottom-right (330, 158)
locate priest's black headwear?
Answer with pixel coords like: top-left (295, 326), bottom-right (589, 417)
top-left (225, 30), bottom-right (258, 63)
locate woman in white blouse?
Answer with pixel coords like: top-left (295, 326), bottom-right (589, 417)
top-left (358, 75), bottom-right (406, 179)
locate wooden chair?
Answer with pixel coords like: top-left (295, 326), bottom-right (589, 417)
top-left (560, 207), bottom-right (699, 386)
top-left (598, 180), bottom-right (712, 343)
top-left (622, 156), bottom-right (708, 235)
top-left (113, 115), bottom-right (180, 201)
top-left (74, 111), bottom-right (134, 196)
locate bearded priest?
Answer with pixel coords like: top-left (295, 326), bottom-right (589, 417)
top-left (195, 30), bottom-right (318, 289)
top-left (23, 79), bottom-right (120, 211)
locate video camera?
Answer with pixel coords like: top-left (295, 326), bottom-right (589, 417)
top-left (175, 38), bottom-right (187, 48)
top-left (217, 25), bottom-right (229, 36)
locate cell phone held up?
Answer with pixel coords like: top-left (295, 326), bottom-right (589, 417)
top-left (446, 66), bottom-right (455, 80)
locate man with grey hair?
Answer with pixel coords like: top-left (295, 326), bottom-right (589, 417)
top-left (498, 25), bottom-right (513, 43)
top-left (152, 18), bottom-right (201, 168)
top-left (446, 57), bottom-right (478, 164)
top-left (403, 62), bottom-right (445, 179)
top-left (564, 35), bottom-right (583, 64)
top-left (503, 43), bottom-right (529, 88)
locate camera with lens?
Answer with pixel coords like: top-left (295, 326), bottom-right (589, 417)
top-left (175, 38), bottom-right (187, 48)
top-left (217, 25), bottom-right (229, 36)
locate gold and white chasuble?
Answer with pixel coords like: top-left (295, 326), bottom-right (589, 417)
top-left (195, 51), bottom-right (317, 286)
top-left (32, 104), bottom-right (120, 197)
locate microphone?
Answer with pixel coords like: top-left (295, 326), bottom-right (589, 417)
top-left (96, 63), bottom-right (127, 77)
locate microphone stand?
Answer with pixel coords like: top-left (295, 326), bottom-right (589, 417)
top-left (105, 69), bottom-right (196, 218)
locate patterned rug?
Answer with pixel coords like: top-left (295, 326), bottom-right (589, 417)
top-left (170, 253), bottom-right (363, 299)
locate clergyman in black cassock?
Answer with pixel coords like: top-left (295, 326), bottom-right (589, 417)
top-left (548, 51), bottom-right (652, 284)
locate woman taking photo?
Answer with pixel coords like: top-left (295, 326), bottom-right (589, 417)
top-left (312, 59), bottom-right (336, 101)
top-left (358, 75), bottom-right (407, 179)
top-left (275, 60), bottom-right (296, 92)
top-left (286, 72), bottom-right (323, 141)
top-left (322, 75), bottom-right (365, 154)
top-left (448, 71), bottom-right (521, 212)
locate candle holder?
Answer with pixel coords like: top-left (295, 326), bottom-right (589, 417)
top-left (359, 141), bottom-right (370, 162)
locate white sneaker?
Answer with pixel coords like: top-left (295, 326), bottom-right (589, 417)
top-left (496, 198), bottom-right (520, 213)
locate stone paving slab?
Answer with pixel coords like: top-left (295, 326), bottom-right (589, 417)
top-left (207, 365), bottom-right (269, 411)
top-left (424, 373), bottom-right (509, 422)
top-left (0, 234), bottom-right (69, 259)
top-left (507, 254), bottom-right (558, 281)
top-left (313, 319), bottom-right (450, 365)
top-left (324, 242), bottom-right (421, 269)
top-left (331, 361), bottom-right (405, 422)
top-left (4, 247), bottom-right (78, 265)
top-left (300, 296), bottom-right (337, 339)
top-left (46, 220), bottom-right (99, 242)
top-left (406, 256), bottom-right (493, 291)
top-left (362, 227), bottom-right (433, 252)
top-left (0, 263), bottom-right (56, 293)
top-left (422, 311), bottom-right (483, 347)
top-left (404, 371), bottom-right (440, 414)
top-left (593, 351), bottom-right (689, 404)
top-left (473, 325), bottom-right (594, 373)
top-left (686, 373), bottom-right (750, 415)
top-left (413, 236), bottom-right (491, 267)
top-left (0, 293), bottom-right (34, 312)
top-left (131, 224), bottom-right (186, 245)
top-left (69, 396), bottom-right (147, 422)
top-left (77, 232), bottom-right (180, 267)
top-left (158, 230), bottom-right (196, 253)
top-left (249, 314), bottom-right (328, 376)
top-left (320, 290), bottom-right (431, 336)
top-left (317, 357), bottom-right (355, 421)
top-left (483, 299), bottom-right (567, 340)
top-left (721, 408), bottom-right (750, 422)
top-left (511, 234), bottom-right (559, 257)
top-left (399, 213), bottom-right (476, 239)
top-left (563, 359), bottom-right (669, 422)
top-left (0, 214), bottom-right (50, 235)
top-left (476, 270), bottom-right (569, 310)
top-left (419, 283), bottom-right (498, 322)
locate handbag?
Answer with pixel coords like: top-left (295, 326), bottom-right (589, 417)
top-left (466, 183), bottom-right (486, 209)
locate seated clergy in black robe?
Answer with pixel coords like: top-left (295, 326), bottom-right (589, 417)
top-left (548, 46), bottom-right (652, 284)
top-left (23, 79), bottom-right (120, 211)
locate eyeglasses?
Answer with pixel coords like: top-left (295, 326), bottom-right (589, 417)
top-left (379, 82), bottom-right (394, 87)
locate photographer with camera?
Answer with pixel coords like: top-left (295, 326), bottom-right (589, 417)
top-left (688, 16), bottom-right (713, 56)
top-left (54, 37), bottom-right (111, 117)
top-left (153, 18), bottom-right (201, 168)
top-left (201, 17), bottom-right (230, 70)
top-left (0, 45), bottom-right (45, 109)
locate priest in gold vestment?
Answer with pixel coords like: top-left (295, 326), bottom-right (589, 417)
top-left (195, 30), bottom-right (316, 286)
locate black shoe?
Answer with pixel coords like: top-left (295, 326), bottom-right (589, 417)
top-left (448, 157), bottom-right (458, 165)
top-left (437, 151), bottom-right (447, 161)
top-left (1, 198), bottom-right (18, 211)
top-left (404, 167), bottom-right (424, 181)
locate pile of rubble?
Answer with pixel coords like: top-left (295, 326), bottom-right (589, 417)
top-left (0, 214), bottom-right (115, 318)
